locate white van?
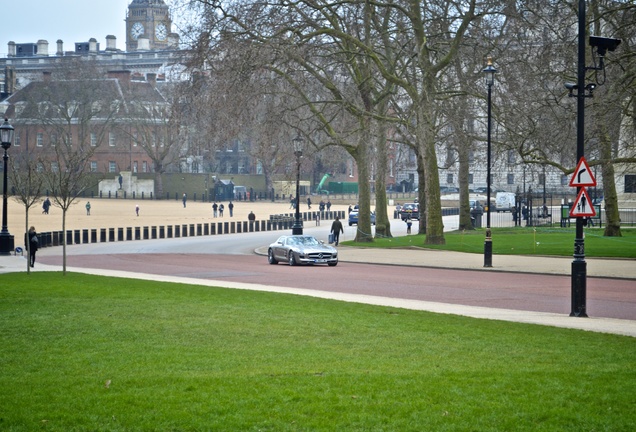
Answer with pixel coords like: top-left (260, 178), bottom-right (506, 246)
top-left (495, 192), bottom-right (516, 212)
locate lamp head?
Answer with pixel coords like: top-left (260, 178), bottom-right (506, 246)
top-left (1, 118), bottom-right (14, 150)
top-left (292, 133), bottom-right (304, 156)
top-left (482, 57), bottom-right (497, 86)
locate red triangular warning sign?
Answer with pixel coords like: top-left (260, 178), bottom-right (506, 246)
top-left (569, 157), bottom-right (597, 187)
top-left (569, 188), bottom-right (596, 217)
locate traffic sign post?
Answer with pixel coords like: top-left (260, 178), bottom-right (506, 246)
top-left (570, 156), bottom-right (596, 318)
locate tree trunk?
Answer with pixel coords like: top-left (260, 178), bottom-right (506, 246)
top-left (599, 132), bottom-right (622, 237)
top-left (419, 103), bottom-right (445, 245)
top-left (374, 117), bottom-right (392, 239)
top-left (354, 129), bottom-right (373, 243)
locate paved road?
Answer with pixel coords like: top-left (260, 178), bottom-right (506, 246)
top-left (37, 252), bottom-right (636, 321)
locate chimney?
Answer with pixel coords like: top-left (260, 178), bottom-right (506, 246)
top-left (89, 38), bottom-right (98, 53)
top-left (147, 73), bottom-right (157, 88)
top-left (137, 37), bottom-right (150, 51)
top-left (43, 71), bottom-right (52, 83)
top-left (106, 35), bottom-right (117, 51)
top-left (4, 66), bottom-right (16, 94)
top-left (56, 39), bottom-right (64, 56)
top-left (108, 70), bottom-right (132, 86)
top-left (37, 39), bottom-right (49, 56)
top-left (8, 41), bottom-right (16, 57)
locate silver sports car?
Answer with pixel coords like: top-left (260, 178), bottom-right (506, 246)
top-left (267, 235), bottom-right (338, 266)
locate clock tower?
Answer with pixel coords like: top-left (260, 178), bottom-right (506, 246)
top-left (125, 0), bottom-right (174, 52)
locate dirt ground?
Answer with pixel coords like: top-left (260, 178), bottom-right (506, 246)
top-left (4, 197), bottom-right (356, 237)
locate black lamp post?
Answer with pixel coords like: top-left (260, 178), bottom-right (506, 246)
top-left (0, 118), bottom-right (15, 255)
top-left (291, 134), bottom-right (304, 235)
top-left (482, 58), bottom-right (497, 268)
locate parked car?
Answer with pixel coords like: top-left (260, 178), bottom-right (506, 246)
top-left (348, 210), bottom-right (376, 226)
top-left (440, 186), bottom-right (459, 194)
top-left (400, 203), bottom-right (419, 221)
top-left (267, 235), bottom-right (338, 266)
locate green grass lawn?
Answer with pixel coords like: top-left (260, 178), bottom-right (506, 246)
top-left (350, 227), bottom-right (636, 258)
top-left (1, 273), bottom-right (635, 431)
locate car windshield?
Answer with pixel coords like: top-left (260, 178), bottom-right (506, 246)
top-left (403, 204), bottom-right (417, 210)
top-left (287, 236), bottom-right (320, 246)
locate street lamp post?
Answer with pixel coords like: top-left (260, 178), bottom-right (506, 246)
top-left (482, 58), bottom-right (497, 268)
top-left (291, 134), bottom-right (304, 235)
top-left (0, 118), bottom-right (15, 255)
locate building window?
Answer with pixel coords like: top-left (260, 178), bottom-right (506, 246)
top-left (389, 158), bottom-right (394, 178)
top-left (468, 173), bottom-right (473, 184)
top-left (468, 150), bottom-right (475, 164)
top-left (50, 134), bottom-right (57, 146)
top-left (37, 133), bottom-right (43, 147)
top-left (133, 132), bottom-right (138, 146)
top-left (507, 173), bottom-right (514, 184)
top-left (446, 148), bottom-right (455, 166)
top-left (36, 162), bottom-right (44, 173)
top-left (561, 174), bottom-right (568, 186)
top-left (91, 133), bottom-right (97, 146)
top-left (14, 134), bottom-right (20, 147)
top-left (109, 161), bottom-right (117, 173)
top-left (142, 161), bottom-right (147, 173)
top-left (625, 175), bottom-right (636, 193)
top-left (90, 161), bottom-right (97, 172)
top-left (133, 161), bottom-right (138, 173)
top-left (507, 150), bottom-right (516, 164)
top-left (51, 162), bottom-right (59, 172)
top-left (109, 132), bottom-right (116, 147)
top-left (447, 174), bottom-right (453, 184)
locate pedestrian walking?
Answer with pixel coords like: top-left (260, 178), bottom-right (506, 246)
top-left (42, 197), bottom-right (51, 214)
top-left (229, 201), bottom-right (234, 217)
top-left (307, 197), bottom-right (312, 209)
top-left (219, 203), bottom-right (224, 217)
top-left (85, 201), bottom-right (91, 216)
top-left (28, 226), bottom-right (38, 268)
top-left (212, 202), bottom-right (218, 218)
top-left (182, 193), bottom-right (187, 208)
top-left (136, 204), bottom-right (140, 216)
top-left (330, 216), bottom-right (344, 246)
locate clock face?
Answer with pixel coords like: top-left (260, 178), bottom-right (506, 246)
top-left (155, 23), bottom-right (168, 41)
top-left (131, 22), bottom-right (144, 40)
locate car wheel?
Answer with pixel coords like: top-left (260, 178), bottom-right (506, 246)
top-left (349, 222), bottom-right (353, 226)
top-left (328, 261), bottom-right (338, 267)
top-left (288, 252), bottom-right (296, 266)
top-left (268, 248), bottom-right (278, 265)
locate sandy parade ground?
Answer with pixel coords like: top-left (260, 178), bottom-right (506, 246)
top-left (3, 196), bottom-right (356, 242)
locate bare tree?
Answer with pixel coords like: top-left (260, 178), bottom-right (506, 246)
top-left (8, 75), bottom-right (116, 274)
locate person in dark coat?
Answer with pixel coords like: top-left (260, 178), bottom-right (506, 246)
top-left (28, 226), bottom-right (38, 268)
top-left (330, 217), bottom-right (344, 246)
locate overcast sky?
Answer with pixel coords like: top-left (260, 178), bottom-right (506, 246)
top-left (1, 0), bottom-right (135, 56)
